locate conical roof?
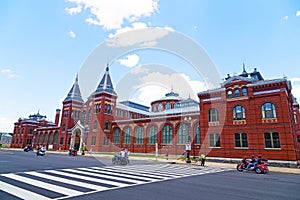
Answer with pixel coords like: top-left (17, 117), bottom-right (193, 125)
top-left (95, 65), bottom-right (117, 95)
top-left (63, 75), bottom-right (84, 103)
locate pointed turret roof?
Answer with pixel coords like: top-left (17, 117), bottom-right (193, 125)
top-left (63, 74), bottom-right (84, 103)
top-left (95, 64), bottom-right (117, 95)
top-left (240, 63), bottom-right (248, 77)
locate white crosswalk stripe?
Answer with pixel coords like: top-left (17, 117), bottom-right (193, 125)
top-left (0, 164), bottom-right (231, 200)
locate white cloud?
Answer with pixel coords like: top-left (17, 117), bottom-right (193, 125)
top-left (65, 0), bottom-right (159, 30)
top-left (69, 30), bottom-right (76, 38)
top-left (118, 54), bottom-right (140, 68)
top-left (296, 10), bottom-right (300, 17)
top-left (0, 68), bottom-right (18, 78)
top-left (1, 69), bottom-right (12, 73)
top-left (193, 25), bottom-right (198, 31)
top-left (106, 26), bottom-right (173, 47)
top-left (134, 72), bottom-right (207, 106)
top-left (108, 22), bottom-right (148, 38)
top-left (283, 16), bottom-right (288, 20)
top-left (134, 85), bottom-right (169, 106)
top-left (65, 5), bottom-right (82, 15)
top-left (130, 66), bottom-right (150, 74)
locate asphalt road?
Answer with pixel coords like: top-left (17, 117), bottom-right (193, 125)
top-left (0, 149), bottom-right (299, 200)
top-left (71, 171), bottom-right (300, 200)
top-left (0, 149), bottom-right (148, 174)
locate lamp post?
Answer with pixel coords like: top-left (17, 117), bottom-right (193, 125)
top-left (184, 116), bottom-right (192, 163)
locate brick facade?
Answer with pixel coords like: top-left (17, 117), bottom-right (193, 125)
top-left (11, 66), bottom-right (300, 161)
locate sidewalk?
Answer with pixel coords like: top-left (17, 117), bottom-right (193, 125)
top-left (84, 152), bottom-right (300, 174)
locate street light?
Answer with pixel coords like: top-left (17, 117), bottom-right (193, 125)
top-left (184, 116), bottom-right (192, 163)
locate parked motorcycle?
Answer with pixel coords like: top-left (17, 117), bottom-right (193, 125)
top-left (112, 154), bottom-right (129, 165)
top-left (237, 159), bottom-right (269, 174)
top-left (36, 147), bottom-right (46, 156)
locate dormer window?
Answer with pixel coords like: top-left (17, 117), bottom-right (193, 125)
top-left (227, 90), bottom-right (232, 98)
top-left (242, 88), bottom-right (247, 96)
top-left (158, 103), bottom-right (163, 111)
top-left (166, 103), bottom-right (171, 110)
top-left (235, 89), bottom-right (240, 98)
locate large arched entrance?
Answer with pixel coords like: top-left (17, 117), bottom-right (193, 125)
top-left (74, 131), bottom-right (80, 151)
top-left (70, 121), bottom-right (85, 153)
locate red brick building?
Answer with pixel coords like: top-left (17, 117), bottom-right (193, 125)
top-left (11, 65), bottom-right (300, 163)
top-left (198, 67), bottom-right (300, 162)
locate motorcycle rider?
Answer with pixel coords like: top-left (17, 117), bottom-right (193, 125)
top-left (242, 155), bottom-right (248, 167)
top-left (245, 155), bottom-right (257, 170)
top-left (257, 154), bottom-right (263, 165)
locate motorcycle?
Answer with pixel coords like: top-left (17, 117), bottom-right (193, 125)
top-left (112, 154), bottom-right (129, 165)
top-left (23, 146), bottom-right (33, 152)
top-left (237, 159), bottom-right (269, 174)
top-left (36, 148), bottom-right (46, 156)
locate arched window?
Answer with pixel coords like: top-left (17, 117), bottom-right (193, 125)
top-left (108, 105), bottom-right (111, 114)
top-left (44, 132), bottom-right (48, 144)
top-left (95, 104), bottom-right (100, 114)
top-left (235, 89), bottom-right (240, 98)
top-left (162, 125), bottom-right (172, 144)
top-left (177, 124), bottom-right (189, 144)
top-left (87, 109), bottom-right (91, 126)
top-left (60, 137), bottom-right (64, 145)
top-left (82, 111), bottom-right (86, 125)
top-left (166, 103), bottom-right (171, 110)
top-left (62, 124), bottom-right (66, 131)
top-left (158, 103), bottom-right (163, 111)
top-left (195, 124), bottom-right (200, 144)
top-left (113, 128), bottom-right (120, 144)
top-left (208, 108), bottom-right (219, 122)
top-left (152, 104), bottom-right (157, 112)
top-left (105, 121), bottom-right (110, 130)
top-left (49, 132), bottom-right (53, 144)
top-left (93, 120), bottom-right (98, 130)
top-left (54, 131), bottom-right (59, 144)
top-left (261, 102), bottom-right (276, 119)
top-left (135, 126), bottom-right (144, 144)
top-left (124, 127), bottom-right (131, 144)
top-left (233, 105), bottom-right (246, 120)
top-left (227, 90), bottom-right (232, 98)
top-left (39, 133), bottom-right (43, 143)
top-left (148, 126), bottom-right (157, 144)
top-left (104, 104), bottom-right (107, 113)
top-left (242, 88), bottom-right (247, 96)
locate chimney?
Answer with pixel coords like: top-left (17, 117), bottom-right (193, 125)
top-left (55, 109), bottom-right (61, 126)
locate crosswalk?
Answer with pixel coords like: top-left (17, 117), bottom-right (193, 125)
top-left (0, 164), bottom-right (231, 200)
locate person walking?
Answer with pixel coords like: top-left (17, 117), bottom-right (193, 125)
top-left (200, 153), bottom-right (206, 166)
top-left (81, 145), bottom-right (86, 156)
top-left (165, 149), bottom-right (169, 160)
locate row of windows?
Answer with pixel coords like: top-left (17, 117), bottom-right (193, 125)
top-left (112, 125), bottom-right (201, 145)
top-left (90, 136), bottom-right (109, 146)
top-left (227, 88), bottom-right (247, 98)
top-left (209, 102), bottom-right (277, 122)
top-left (14, 128), bottom-right (34, 135)
top-left (152, 103), bottom-right (172, 112)
top-left (35, 132), bottom-right (59, 145)
top-left (209, 132), bottom-right (280, 149)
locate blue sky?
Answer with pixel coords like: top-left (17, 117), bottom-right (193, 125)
top-left (1, 0), bottom-right (300, 132)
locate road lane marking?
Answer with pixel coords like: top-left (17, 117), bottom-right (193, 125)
top-left (1, 173), bottom-right (83, 197)
top-left (0, 180), bottom-right (52, 200)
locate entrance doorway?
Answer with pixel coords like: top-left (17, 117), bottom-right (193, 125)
top-left (74, 132), bottom-right (80, 150)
